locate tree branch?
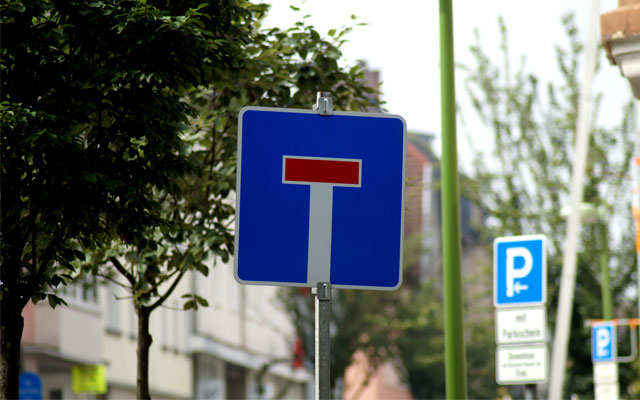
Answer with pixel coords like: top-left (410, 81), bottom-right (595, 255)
top-left (97, 271), bottom-right (132, 293)
top-left (36, 243), bottom-right (59, 283)
top-left (148, 266), bottom-right (187, 312)
top-left (110, 256), bottom-right (135, 287)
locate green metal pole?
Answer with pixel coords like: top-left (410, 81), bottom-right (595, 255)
top-left (599, 222), bottom-right (613, 320)
top-left (439, 0), bottom-right (468, 398)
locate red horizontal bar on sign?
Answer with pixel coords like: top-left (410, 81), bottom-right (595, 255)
top-left (284, 157), bottom-right (360, 185)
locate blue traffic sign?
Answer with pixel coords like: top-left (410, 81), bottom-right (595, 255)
top-left (494, 235), bottom-right (546, 307)
top-left (234, 107), bottom-right (406, 290)
top-left (592, 321), bottom-right (616, 362)
top-left (19, 372), bottom-right (42, 400)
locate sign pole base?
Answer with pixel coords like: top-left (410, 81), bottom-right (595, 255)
top-left (524, 383), bottom-right (536, 400)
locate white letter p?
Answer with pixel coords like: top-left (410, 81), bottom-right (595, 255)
top-left (506, 247), bottom-right (533, 297)
top-left (596, 329), bottom-right (611, 358)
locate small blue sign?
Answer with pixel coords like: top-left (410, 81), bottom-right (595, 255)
top-left (592, 322), bottom-right (616, 362)
top-left (19, 371), bottom-right (43, 400)
top-left (494, 235), bottom-right (546, 307)
top-left (235, 107), bottom-right (406, 290)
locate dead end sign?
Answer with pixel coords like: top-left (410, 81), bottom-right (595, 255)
top-left (234, 107), bottom-right (406, 290)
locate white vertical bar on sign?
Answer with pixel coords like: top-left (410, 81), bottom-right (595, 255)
top-left (307, 183), bottom-right (333, 285)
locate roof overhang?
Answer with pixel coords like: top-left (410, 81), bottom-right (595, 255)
top-left (601, 0), bottom-right (640, 99)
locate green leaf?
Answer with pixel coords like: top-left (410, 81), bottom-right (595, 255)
top-left (47, 294), bottom-right (68, 309)
top-left (183, 299), bottom-right (196, 310)
top-left (73, 250), bottom-right (86, 261)
top-left (194, 295), bottom-right (208, 307)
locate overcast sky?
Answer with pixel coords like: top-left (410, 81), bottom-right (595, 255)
top-left (261, 0), bottom-right (631, 172)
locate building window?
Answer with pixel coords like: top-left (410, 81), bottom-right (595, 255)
top-left (58, 274), bottom-right (99, 310)
top-left (105, 281), bottom-right (121, 334)
top-left (129, 303), bottom-right (137, 340)
top-left (196, 355), bottom-right (224, 399)
top-left (161, 306), bottom-right (168, 350)
top-left (246, 285), bottom-right (262, 319)
top-left (211, 266), bottom-right (223, 307)
top-left (228, 271), bottom-right (239, 311)
top-left (172, 299), bottom-right (180, 352)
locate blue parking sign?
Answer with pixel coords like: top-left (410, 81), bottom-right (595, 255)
top-left (19, 372), bottom-right (42, 400)
top-left (592, 322), bottom-right (616, 362)
top-left (494, 235), bottom-right (546, 307)
top-left (234, 107), bottom-right (406, 290)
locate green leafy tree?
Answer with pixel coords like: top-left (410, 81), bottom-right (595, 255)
top-left (462, 14), bottom-right (636, 398)
top-left (394, 197), bottom-right (497, 398)
top-left (88, 3), bottom-right (379, 398)
top-left (0, 2), bottom-right (396, 399)
top-left (1, 0), bottom-right (248, 397)
top-left (394, 279), bottom-right (446, 399)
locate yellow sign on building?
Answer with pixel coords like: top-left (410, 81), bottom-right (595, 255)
top-left (71, 364), bottom-right (107, 394)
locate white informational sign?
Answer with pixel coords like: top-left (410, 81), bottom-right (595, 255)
top-left (592, 338), bottom-right (620, 400)
top-left (594, 361), bottom-right (619, 385)
top-left (496, 345), bottom-right (548, 384)
top-left (495, 307), bottom-right (546, 345)
top-left (595, 383), bottom-right (619, 400)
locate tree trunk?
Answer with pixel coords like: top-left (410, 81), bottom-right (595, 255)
top-left (1, 301), bottom-right (24, 399)
top-left (136, 306), bottom-right (153, 400)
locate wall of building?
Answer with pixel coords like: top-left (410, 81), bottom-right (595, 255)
top-left (21, 252), bottom-right (309, 399)
top-left (22, 278), bottom-right (103, 400)
top-left (191, 259), bottom-right (310, 400)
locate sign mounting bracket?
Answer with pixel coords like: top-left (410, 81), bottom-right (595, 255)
top-left (313, 92), bottom-right (333, 116)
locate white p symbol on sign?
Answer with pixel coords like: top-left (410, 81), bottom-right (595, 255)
top-left (506, 247), bottom-right (533, 297)
top-left (596, 328), bottom-right (611, 358)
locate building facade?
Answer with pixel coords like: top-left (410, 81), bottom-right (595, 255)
top-left (21, 257), bottom-right (310, 399)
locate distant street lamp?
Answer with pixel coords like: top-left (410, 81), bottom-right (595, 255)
top-left (560, 203), bottom-right (613, 320)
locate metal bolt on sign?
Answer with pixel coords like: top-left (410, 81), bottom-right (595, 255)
top-left (313, 92), bottom-right (333, 116)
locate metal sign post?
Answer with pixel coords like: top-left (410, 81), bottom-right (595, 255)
top-left (439, 0), bottom-right (468, 397)
top-left (314, 282), bottom-right (332, 400)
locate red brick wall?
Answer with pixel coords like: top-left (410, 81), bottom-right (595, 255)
top-left (404, 142), bottom-right (428, 238)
